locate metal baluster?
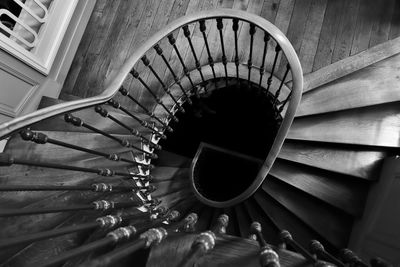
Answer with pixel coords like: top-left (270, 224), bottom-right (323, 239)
top-left (168, 34), bottom-right (195, 90)
top-left (250, 222), bottom-right (280, 267)
top-left (259, 32), bottom-right (270, 86)
top-left (0, 153), bottom-right (153, 177)
top-left (340, 249), bottom-right (369, 267)
top-left (153, 44), bottom-right (192, 105)
top-left (278, 90), bottom-right (291, 114)
top-left (20, 129), bottom-right (149, 167)
top-left (119, 87), bottom-right (173, 132)
top-left (0, 213), bottom-right (137, 249)
top-left (130, 68), bottom-right (179, 122)
top-left (182, 25), bottom-right (206, 86)
top-left (279, 230), bottom-right (317, 264)
top-left (211, 213), bottom-right (229, 234)
top-left (37, 207), bottom-right (175, 267)
top-left (82, 210), bottom-right (180, 266)
top-left (266, 45), bottom-right (281, 93)
top-left (64, 113), bottom-right (157, 159)
top-left (0, 199), bottom-right (142, 217)
top-left (217, 18), bottom-right (228, 86)
top-left (141, 55), bottom-right (185, 113)
top-left (232, 18), bottom-right (240, 82)
top-left (177, 214), bottom-right (228, 267)
top-left (310, 240), bottom-right (345, 267)
top-left (247, 23), bottom-right (256, 86)
top-left (273, 64), bottom-right (290, 106)
top-left (108, 99), bottom-right (166, 139)
top-left (199, 19), bottom-right (216, 82)
top-left (0, 183), bottom-right (154, 193)
top-left (94, 106), bottom-right (162, 151)
top-left (169, 212), bottom-right (198, 232)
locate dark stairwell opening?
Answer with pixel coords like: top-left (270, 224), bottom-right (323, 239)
top-left (156, 79), bottom-right (282, 203)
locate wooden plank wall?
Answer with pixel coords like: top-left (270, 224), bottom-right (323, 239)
top-left (61, 0), bottom-right (400, 98)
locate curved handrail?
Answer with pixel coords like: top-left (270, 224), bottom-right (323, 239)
top-left (0, 9), bottom-right (303, 207)
top-left (0, 9), bottom-right (302, 137)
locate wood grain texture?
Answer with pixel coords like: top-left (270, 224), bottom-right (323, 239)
top-left (243, 198), bottom-right (280, 245)
top-left (350, 0), bottom-right (374, 55)
top-left (147, 233), bottom-right (312, 267)
top-left (298, 53), bottom-right (400, 116)
top-left (288, 102), bottom-right (400, 147)
top-left (303, 35), bottom-right (400, 92)
top-left (278, 140), bottom-right (387, 180)
top-left (331, 0), bottom-right (360, 62)
top-left (262, 179), bottom-right (352, 248)
top-left (234, 204), bottom-right (252, 238)
top-left (298, 0), bottom-right (327, 74)
top-left (269, 159), bottom-right (369, 216)
top-left (312, 0), bottom-right (344, 72)
top-left (369, 0), bottom-right (396, 48)
top-left (253, 190), bottom-right (321, 251)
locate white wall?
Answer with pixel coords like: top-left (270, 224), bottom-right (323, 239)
top-left (0, 0), bottom-right (96, 125)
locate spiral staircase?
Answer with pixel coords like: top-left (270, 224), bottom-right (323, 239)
top-left (0, 9), bottom-right (398, 267)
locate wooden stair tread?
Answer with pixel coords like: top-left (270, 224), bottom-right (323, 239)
top-left (33, 101), bottom-right (154, 136)
top-left (153, 150), bottom-right (192, 168)
top-left (262, 179), bottom-right (352, 248)
top-left (243, 198), bottom-right (280, 246)
top-left (301, 35), bottom-right (400, 93)
top-left (297, 53), bottom-right (400, 117)
top-left (253, 190), bottom-right (325, 251)
top-left (196, 206), bottom-right (214, 232)
top-left (270, 159), bottom-right (369, 216)
top-left (278, 140), bottom-right (387, 180)
top-left (288, 102), bottom-right (400, 147)
top-left (147, 233), bottom-right (313, 267)
top-left (234, 204), bottom-right (252, 238)
top-left (222, 207), bottom-right (237, 236)
top-left (152, 179), bottom-right (191, 199)
top-left (151, 166), bottom-right (189, 182)
top-left (4, 131), bottom-right (141, 163)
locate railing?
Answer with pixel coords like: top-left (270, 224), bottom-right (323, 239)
top-left (0, 9), bottom-right (303, 266)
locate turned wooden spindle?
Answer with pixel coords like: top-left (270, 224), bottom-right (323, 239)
top-left (250, 222), bottom-right (280, 267)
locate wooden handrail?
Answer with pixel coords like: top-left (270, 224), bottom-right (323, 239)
top-left (0, 9), bottom-right (302, 137)
top-left (0, 10), bottom-right (303, 205)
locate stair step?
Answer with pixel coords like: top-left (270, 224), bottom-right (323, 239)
top-left (153, 150), bottom-right (191, 168)
top-left (146, 233), bottom-right (313, 267)
top-left (253, 190), bottom-right (325, 251)
top-left (234, 204), bottom-right (252, 238)
top-left (243, 198), bottom-right (280, 245)
top-left (222, 207), bottom-right (238, 236)
top-left (196, 206), bottom-right (214, 232)
top-left (152, 179), bottom-right (191, 199)
top-left (297, 53), bottom-right (400, 117)
top-left (33, 99), bottom-right (154, 137)
top-left (279, 140), bottom-right (386, 180)
top-left (270, 159), bottom-right (369, 216)
top-left (0, 152), bottom-right (134, 209)
top-left (262, 179), bottom-right (351, 249)
top-left (4, 131), bottom-right (141, 163)
top-left (151, 166), bottom-right (189, 182)
top-left (288, 102), bottom-right (400, 147)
